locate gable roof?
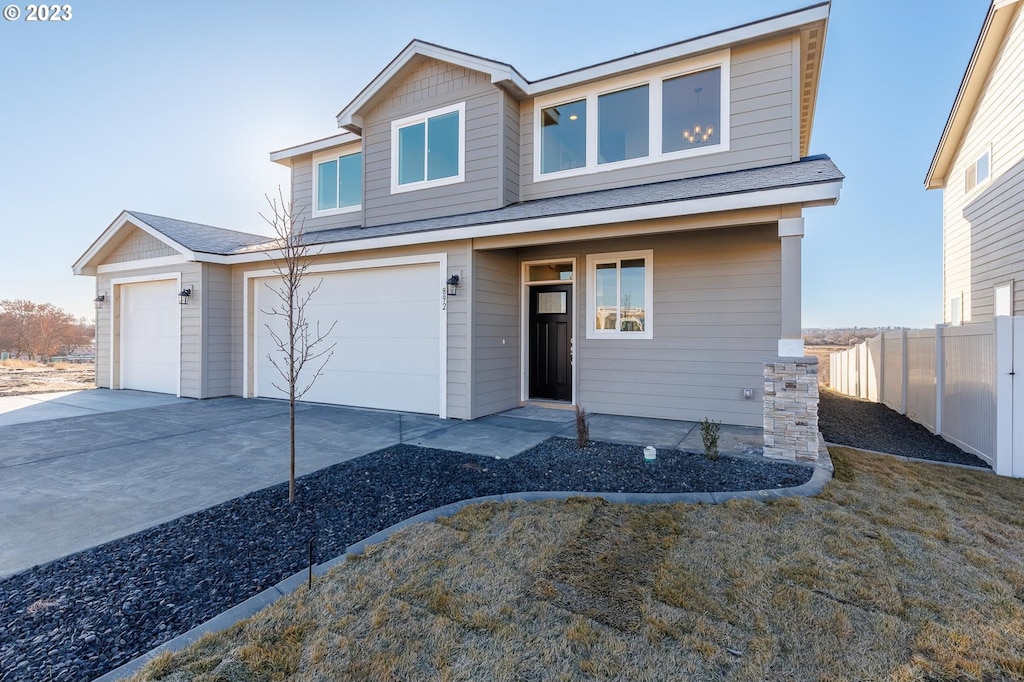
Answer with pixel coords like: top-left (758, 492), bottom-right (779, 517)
top-left (72, 210), bottom-right (270, 276)
top-left (76, 155), bottom-right (842, 274)
top-left (925, 0), bottom-right (1023, 189)
top-left (323, 3), bottom-right (829, 152)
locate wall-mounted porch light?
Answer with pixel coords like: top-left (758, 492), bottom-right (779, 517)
top-left (446, 275), bottom-right (460, 297)
top-left (178, 288), bottom-right (192, 305)
top-left (93, 293), bottom-right (106, 308)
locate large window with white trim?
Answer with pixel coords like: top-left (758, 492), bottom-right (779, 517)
top-left (391, 102), bottom-right (465, 193)
top-left (586, 250), bottom-right (653, 339)
top-left (313, 148), bottom-right (362, 218)
top-left (535, 52), bottom-right (729, 180)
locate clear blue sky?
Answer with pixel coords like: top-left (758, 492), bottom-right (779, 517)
top-left (0, 0), bottom-right (987, 328)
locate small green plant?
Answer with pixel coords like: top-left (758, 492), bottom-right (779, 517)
top-left (700, 417), bottom-right (721, 460)
top-left (575, 404), bottom-right (590, 448)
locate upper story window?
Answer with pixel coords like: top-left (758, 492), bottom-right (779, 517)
top-left (391, 102), bottom-right (465, 194)
top-left (535, 51), bottom-right (729, 181)
top-left (965, 149), bottom-right (990, 194)
top-left (313, 148), bottom-right (362, 218)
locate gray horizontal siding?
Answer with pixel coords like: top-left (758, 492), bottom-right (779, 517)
top-left (291, 153), bottom-right (364, 233)
top-left (471, 249), bottom-right (520, 418)
top-left (203, 264), bottom-right (234, 397)
top-left (503, 91), bottom-right (520, 206)
top-left (519, 35), bottom-right (796, 202)
top-left (519, 224), bottom-right (780, 427)
top-left (362, 58), bottom-right (502, 227)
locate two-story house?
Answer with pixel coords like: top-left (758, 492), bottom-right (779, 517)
top-left (926, 0), bottom-right (1024, 324)
top-left (73, 3), bottom-right (841, 435)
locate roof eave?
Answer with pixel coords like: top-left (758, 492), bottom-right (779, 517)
top-left (925, 0), bottom-right (1020, 189)
top-left (525, 2), bottom-right (830, 97)
top-left (72, 211), bottom-right (196, 277)
top-left (335, 39), bottom-right (528, 133)
top-left (216, 177), bottom-right (842, 265)
top-left (269, 132), bottom-right (362, 165)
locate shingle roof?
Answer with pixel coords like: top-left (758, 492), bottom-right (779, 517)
top-left (134, 155), bottom-right (843, 257)
top-left (126, 211), bottom-right (271, 255)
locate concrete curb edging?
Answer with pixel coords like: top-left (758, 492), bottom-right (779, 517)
top-left (95, 450), bottom-right (834, 682)
top-left (823, 441), bottom-right (992, 472)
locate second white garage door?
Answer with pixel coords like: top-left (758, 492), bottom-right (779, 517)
top-left (254, 263), bottom-right (442, 415)
top-left (120, 278), bottom-right (179, 395)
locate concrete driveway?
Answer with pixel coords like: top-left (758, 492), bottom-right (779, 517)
top-left (0, 389), bottom-right (760, 579)
top-left (0, 392), bottom-right (566, 578)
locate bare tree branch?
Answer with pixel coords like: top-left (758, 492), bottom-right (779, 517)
top-left (259, 187), bottom-right (338, 503)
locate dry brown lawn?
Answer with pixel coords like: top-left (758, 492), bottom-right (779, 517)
top-left (0, 360), bottom-right (94, 396)
top-left (129, 447), bottom-right (1024, 681)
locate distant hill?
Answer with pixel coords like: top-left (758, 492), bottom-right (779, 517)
top-left (802, 327), bottom-right (907, 347)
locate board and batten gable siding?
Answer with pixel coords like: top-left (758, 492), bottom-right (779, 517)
top-left (290, 150), bottom-right (364, 233)
top-left (104, 227), bottom-right (179, 264)
top-left (520, 225), bottom-right (780, 427)
top-left (230, 241), bottom-right (472, 419)
top-left (470, 249), bottom-right (521, 418)
top-left (519, 35), bottom-right (798, 201)
top-left (944, 2), bottom-right (1024, 323)
top-left (95, 261), bottom-right (204, 398)
top-left (361, 57), bottom-right (504, 227)
top-left (201, 264), bottom-right (234, 397)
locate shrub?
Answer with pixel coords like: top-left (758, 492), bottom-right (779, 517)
top-left (575, 404), bottom-right (590, 448)
top-left (700, 417), bottom-right (721, 461)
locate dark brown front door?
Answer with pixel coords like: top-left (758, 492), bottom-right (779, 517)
top-left (529, 284), bottom-right (572, 401)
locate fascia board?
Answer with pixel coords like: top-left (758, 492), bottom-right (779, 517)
top-left (335, 40), bottom-right (528, 130)
top-left (925, 1), bottom-right (1018, 189)
top-left (269, 132), bottom-right (362, 164)
top-left (72, 211), bottom-right (196, 276)
top-left (211, 180), bottom-right (842, 266)
top-left (525, 3), bottom-right (831, 97)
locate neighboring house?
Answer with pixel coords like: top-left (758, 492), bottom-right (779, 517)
top-left (926, 0), bottom-right (1024, 324)
top-left (73, 3), bottom-right (842, 431)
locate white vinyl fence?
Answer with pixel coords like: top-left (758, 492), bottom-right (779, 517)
top-left (830, 318), bottom-right (1024, 476)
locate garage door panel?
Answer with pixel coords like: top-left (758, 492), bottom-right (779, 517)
top-left (121, 279), bottom-right (178, 395)
top-left (301, 373), bottom-right (438, 414)
top-left (254, 263), bottom-right (442, 415)
top-left (324, 338), bottom-right (439, 375)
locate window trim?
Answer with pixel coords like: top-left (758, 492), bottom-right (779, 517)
top-left (390, 101), bottom-right (466, 194)
top-left (533, 50), bottom-right (730, 182)
top-left (965, 147), bottom-right (991, 196)
top-left (312, 146), bottom-right (363, 219)
top-left (586, 249), bottom-right (654, 339)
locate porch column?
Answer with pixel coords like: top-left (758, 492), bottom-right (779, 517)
top-left (778, 217), bottom-right (805, 357)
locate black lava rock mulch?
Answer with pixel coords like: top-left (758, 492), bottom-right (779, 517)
top-left (818, 388), bottom-right (989, 469)
top-left (0, 437), bottom-right (810, 682)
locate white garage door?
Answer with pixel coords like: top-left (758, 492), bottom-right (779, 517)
top-left (254, 263), bottom-right (442, 415)
top-left (121, 279), bottom-right (179, 394)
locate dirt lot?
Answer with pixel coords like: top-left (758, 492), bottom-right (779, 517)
top-left (803, 345), bottom-right (845, 386)
top-left (0, 361), bottom-right (96, 397)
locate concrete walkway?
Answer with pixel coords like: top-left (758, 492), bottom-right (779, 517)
top-left (0, 390), bottom-right (763, 579)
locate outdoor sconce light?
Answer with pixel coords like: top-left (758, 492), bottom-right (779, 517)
top-left (178, 288), bottom-right (192, 305)
top-left (93, 294), bottom-right (106, 308)
top-left (446, 275), bottom-right (460, 296)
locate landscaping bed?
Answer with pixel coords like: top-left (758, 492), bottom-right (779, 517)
top-left (817, 387), bottom-right (988, 468)
top-left (0, 438), bottom-right (811, 682)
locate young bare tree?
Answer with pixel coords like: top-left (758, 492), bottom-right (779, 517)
top-left (260, 189), bottom-right (337, 503)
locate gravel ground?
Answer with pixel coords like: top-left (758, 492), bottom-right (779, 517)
top-left (818, 388), bottom-right (989, 468)
top-left (0, 437), bottom-right (810, 682)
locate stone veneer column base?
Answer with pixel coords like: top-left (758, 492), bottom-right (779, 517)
top-left (763, 356), bottom-right (820, 462)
